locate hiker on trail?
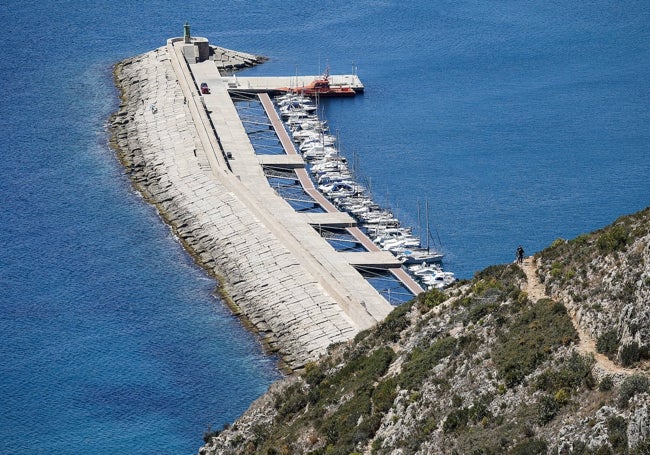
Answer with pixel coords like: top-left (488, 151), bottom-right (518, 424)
top-left (516, 245), bottom-right (524, 264)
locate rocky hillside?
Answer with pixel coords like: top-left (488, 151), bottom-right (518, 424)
top-left (200, 208), bottom-right (650, 455)
top-left (537, 208), bottom-right (650, 370)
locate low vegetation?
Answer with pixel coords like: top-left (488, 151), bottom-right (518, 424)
top-left (492, 298), bottom-right (577, 388)
top-left (536, 207), bottom-right (650, 368)
top-left (201, 209), bottom-right (650, 455)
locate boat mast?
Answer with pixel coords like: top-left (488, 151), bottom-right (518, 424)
top-left (425, 200), bottom-right (443, 251)
top-left (426, 199), bottom-right (430, 252)
top-left (293, 64), bottom-right (298, 91)
top-left (417, 199), bottom-right (422, 248)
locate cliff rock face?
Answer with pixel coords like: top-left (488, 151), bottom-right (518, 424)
top-left (200, 208), bottom-right (649, 455)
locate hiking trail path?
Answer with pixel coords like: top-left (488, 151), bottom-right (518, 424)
top-left (520, 256), bottom-right (639, 379)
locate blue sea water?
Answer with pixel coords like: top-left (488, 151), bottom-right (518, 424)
top-left (1, 1), bottom-right (648, 453)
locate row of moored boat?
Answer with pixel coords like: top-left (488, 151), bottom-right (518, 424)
top-left (274, 93), bottom-right (455, 289)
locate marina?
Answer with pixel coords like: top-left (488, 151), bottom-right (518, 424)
top-left (174, 30), bottom-right (448, 295)
top-left (173, 27), bottom-right (456, 301)
top-left (261, 92), bottom-right (455, 291)
top-left (111, 29), bottom-right (454, 369)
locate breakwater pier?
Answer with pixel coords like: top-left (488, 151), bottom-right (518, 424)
top-left (111, 33), bottom-right (423, 370)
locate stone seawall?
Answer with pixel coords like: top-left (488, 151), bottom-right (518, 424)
top-left (110, 46), bottom-right (360, 370)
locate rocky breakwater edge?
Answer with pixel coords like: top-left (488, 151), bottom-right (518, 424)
top-left (109, 45), bottom-right (360, 371)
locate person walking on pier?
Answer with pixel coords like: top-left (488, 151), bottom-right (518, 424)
top-left (516, 245), bottom-right (525, 264)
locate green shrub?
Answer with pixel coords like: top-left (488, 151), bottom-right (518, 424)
top-left (353, 329), bottom-right (371, 343)
top-left (443, 407), bottom-right (470, 433)
top-left (474, 263), bottom-right (526, 285)
top-left (420, 414), bottom-right (438, 436)
top-left (472, 277), bottom-right (504, 296)
top-left (537, 394), bottom-right (560, 424)
top-left (597, 224), bottom-right (630, 253)
top-left (418, 288), bottom-right (447, 311)
top-left (400, 336), bottom-right (457, 391)
top-left (493, 299), bottom-right (577, 387)
top-left (554, 388), bottom-right (570, 406)
top-left (572, 233), bottom-right (590, 246)
top-left (458, 333), bottom-right (480, 353)
top-left (468, 394), bottom-right (493, 423)
top-left (372, 377), bottom-right (398, 414)
top-left (276, 383), bottom-right (308, 419)
top-left (467, 301), bottom-right (499, 324)
top-left (607, 416), bottom-right (628, 452)
top-left (375, 302), bottom-right (412, 343)
top-left (516, 290), bottom-right (529, 305)
top-left (535, 352), bottom-right (594, 393)
top-left (441, 394), bottom-right (493, 434)
top-left (508, 438), bottom-right (548, 455)
top-left (304, 361), bottom-right (326, 387)
top-left (596, 330), bottom-right (619, 359)
top-left (551, 238), bottom-right (567, 248)
top-left (202, 425), bottom-right (220, 444)
top-left (470, 264), bottom-right (527, 307)
top-left (631, 438), bottom-right (650, 455)
top-left (620, 342), bottom-right (641, 367)
top-left (618, 374), bottom-right (650, 408)
top-left (551, 262), bottom-right (564, 279)
top-left (321, 388), bottom-right (372, 449)
top-left (302, 347), bottom-right (397, 451)
top-left (331, 347), bottom-right (395, 393)
top-left (599, 375), bottom-right (614, 391)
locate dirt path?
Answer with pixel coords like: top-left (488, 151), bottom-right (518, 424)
top-left (520, 257), bottom-right (637, 378)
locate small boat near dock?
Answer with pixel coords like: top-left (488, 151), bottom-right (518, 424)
top-left (278, 67), bottom-right (356, 97)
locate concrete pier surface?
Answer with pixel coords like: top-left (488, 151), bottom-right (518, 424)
top-left (110, 38), bottom-right (421, 370)
top-left (221, 74), bottom-right (364, 94)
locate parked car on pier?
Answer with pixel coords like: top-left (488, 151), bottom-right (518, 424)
top-left (200, 82), bottom-right (210, 94)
